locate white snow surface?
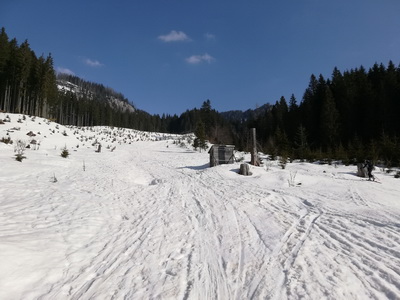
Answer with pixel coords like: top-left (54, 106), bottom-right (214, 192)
top-left (1, 113), bottom-right (400, 300)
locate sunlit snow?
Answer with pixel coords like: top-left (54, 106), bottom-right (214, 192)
top-left (0, 113), bottom-right (399, 300)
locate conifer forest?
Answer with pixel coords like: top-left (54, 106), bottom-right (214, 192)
top-left (1, 28), bottom-right (399, 165)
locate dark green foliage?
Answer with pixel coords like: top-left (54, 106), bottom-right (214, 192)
top-left (319, 86), bottom-right (339, 150)
top-left (0, 28), bottom-right (57, 118)
top-left (15, 153), bottom-right (26, 162)
top-left (232, 62), bottom-right (400, 166)
top-left (193, 121), bottom-right (207, 151)
top-left (1, 136), bottom-right (12, 144)
top-left (293, 125), bottom-right (310, 160)
top-left (61, 146), bottom-right (69, 158)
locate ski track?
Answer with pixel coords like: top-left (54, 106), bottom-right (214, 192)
top-left (1, 136), bottom-right (400, 299)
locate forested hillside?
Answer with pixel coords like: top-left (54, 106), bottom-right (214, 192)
top-left (1, 27), bottom-right (399, 165)
top-left (237, 64), bottom-right (400, 166)
top-left (0, 28), bottom-right (57, 118)
top-left (0, 28), bottom-right (232, 137)
top-left (0, 28), bottom-right (154, 130)
top-left (0, 28), bottom-right (234, 142)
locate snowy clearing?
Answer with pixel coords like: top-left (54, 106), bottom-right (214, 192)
top-left (0, 113), bottom-right (400, 300)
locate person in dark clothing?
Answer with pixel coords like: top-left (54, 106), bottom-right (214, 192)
top-left (363, 160), bottom-right (375, 181)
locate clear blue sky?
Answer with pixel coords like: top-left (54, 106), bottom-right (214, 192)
top-left (1, 0), bottom-right (400, 115)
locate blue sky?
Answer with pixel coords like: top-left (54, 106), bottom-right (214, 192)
top-left (1, 0), bottom-right (400, 115)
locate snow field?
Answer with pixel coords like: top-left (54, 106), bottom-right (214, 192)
top-left (1, 113), bottom-right (400, 299)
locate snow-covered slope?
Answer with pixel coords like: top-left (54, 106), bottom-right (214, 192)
top-left (57, 79), bottom-right (136, 113)
top-left (1, 113), bottom-right (399, 300)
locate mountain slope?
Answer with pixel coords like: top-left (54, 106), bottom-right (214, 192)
top-left (57, 74), bottom-right (136, 114)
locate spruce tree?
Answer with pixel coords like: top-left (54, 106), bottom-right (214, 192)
top-left (294, 125), bottom-right (309, 160)
top-left (320, 86), bottom-right (339, 150)
top-left (194, 121), bottom-right (207, 151)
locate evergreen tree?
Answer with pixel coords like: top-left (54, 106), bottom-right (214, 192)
top-left (194, 121), bottom-right (207, 151)
top-left (1, 28), bottom-right (400, 165)
top-left (320, 86), bottom-right (339, 150)
top-left (293, 125), bottom-right (310, 160)
top-left (287, 93), bottom-right (299, 142)
top-left (289, 94), bottom-right (298, 112)
top-left (0, 28), bottom-right (10, 110)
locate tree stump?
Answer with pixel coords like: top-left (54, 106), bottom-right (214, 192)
top-left (239, 163), bottom-right (251, 176)
top-left (357, 163), bottom-right (367, 177)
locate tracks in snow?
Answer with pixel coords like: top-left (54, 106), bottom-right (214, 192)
top-left (55, 149), bottom-right (400, 299)
top-left (270, 185), bottom-right (400, 300)
top-left (3, 142), bottom-right (399, 300)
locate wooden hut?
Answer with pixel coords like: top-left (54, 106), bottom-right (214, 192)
top-left (209, 145), bottom-right (235, 167)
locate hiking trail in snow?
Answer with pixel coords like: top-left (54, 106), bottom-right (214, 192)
top-left (1, 113), bottom-right (399, 300)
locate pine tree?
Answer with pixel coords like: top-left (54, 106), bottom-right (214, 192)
top-left (300, 74), bottom-right (319, 145)
top-left (289, 94), bottom-right (297, 112)
top-left (0, 28), bottom-right (10, 111)
top-left (320, 86), bottom-right (339, 150)
top-left (294, 124), bottom-right (310, 160)
top-left (200, 99), bottom-right (215, 138)
top-left (287, 94), bottom-right (299, 142)
top-left (194, 121), bottom-right (207, 151)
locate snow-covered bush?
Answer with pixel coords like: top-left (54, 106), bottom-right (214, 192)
top-left (14, 140), bottom-right (27, 162)
top-left (288, 171), bottom-right (298, 187)
top-left (264, 159), bottom-right (272, 171)
top-left (279, 155), bottom-right (288, 169)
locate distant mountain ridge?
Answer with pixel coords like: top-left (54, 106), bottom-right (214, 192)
top-left (57, 74), bottom-right (136, 113)
top-left (220, 103), bottom-right (271, 122)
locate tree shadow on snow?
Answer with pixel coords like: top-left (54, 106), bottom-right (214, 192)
top-left (338, 171), bottom-right (359, 178)
top-left (158, 150), bottom-right (197, 154)
top-left (179, 163), bottom-right (209, 170)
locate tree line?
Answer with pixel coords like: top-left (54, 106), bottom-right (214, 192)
top-left (1, 28), bottom-right (399, 165)
top-left (238, 63), bottom-right (400, 166)
top-left (0, 28), bottom-right (233, 137)
top-left (0, 28), bottom-right (58, 118)
top-left (0, 28), bottom-right (164, 131)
